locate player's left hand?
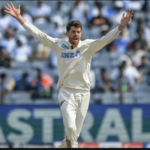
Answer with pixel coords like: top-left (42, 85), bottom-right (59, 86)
top-left (118, 10), bottom-right (133, 31)
top-left (121, 10), bottom-right (133, 27)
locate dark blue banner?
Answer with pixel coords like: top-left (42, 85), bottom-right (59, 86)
top-left (0, 105), bottom-right (150, 144)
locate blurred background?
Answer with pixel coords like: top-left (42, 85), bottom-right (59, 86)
top-left (0, 0), bottom-right (150, 148)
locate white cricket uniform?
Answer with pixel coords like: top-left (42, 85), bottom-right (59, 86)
top-left (23, 21), bottom-right (121, 148)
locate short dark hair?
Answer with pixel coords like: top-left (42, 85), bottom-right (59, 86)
top-left (66, 20), bottom-right (82, 32)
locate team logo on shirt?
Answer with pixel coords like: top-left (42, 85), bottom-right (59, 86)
top-left (61, 44), bottom-right (69, 49)
top-left (61, 51), bottom-right (81, 58)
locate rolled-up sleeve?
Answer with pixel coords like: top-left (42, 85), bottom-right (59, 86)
top-left (23, 21), bottom-right (59, 52)
top-left (86, 26), bottom-right (121, 54)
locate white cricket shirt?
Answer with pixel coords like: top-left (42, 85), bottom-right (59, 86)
top-left (23, 21), bottom-right (121, 92)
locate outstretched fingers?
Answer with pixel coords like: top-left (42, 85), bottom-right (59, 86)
top-left (122, 13), bottom-right (125, 19)
top-left (18, 5), bottom-right (20, 10)
top-left (129, 11), bottom-right (134, 18)
top-left (4, 10), bottom-right (10, 14)
top-left (4, 6), bottom-right (10, 11)
top-left (125, 10), bottom-right (133, 21)
top-left (10, 2), bottom-right (15, 8)
top-left (127, 11), bottom-right (133, 21)
top-left (6, 3), bottom-right (12, 9)
top-left (126, 9), bottom-right (130, 17)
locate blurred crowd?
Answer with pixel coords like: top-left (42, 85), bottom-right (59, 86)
top-left (0, 0), bottom-right (150, 105)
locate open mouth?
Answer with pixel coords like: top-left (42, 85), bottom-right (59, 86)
top-left (73, 38), bottom-right (78, 41)
top-left (73, 37), bottom-right (78, 40)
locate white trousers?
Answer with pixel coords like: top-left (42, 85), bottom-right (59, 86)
top-left (58, 87), bottom-right (90, 148)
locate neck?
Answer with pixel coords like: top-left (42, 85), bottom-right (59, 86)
top-left (71, 44), bottom-right (78, 49)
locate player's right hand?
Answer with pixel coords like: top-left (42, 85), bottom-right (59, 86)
top-left (4, 2), bottom-right (21, 19)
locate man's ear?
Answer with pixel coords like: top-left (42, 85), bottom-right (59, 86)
top-left (66, 32), bottom-right (69, 37)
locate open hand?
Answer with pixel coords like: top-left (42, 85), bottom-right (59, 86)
top-left (121, 10), bottom-right (133, 27)
top-left (4, 2), bottom-right (21, 19)
top-left (118, 10), bottom-right (133, 31)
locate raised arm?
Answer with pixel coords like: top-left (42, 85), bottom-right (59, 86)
top-left (118, 9), bottom-right (133, 32)
top-left (86, 10), bottom-right (133, 54)
top-left (4, 2), bottom-right (26, 25)
top-left (4, 2), bottom-right (59, 51)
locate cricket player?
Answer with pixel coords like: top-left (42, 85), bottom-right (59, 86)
top-left (4, 2), bottom-right (133, 148)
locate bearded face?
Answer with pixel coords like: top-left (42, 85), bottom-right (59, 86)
top-left (66, 26), bottom-right (81, 46)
